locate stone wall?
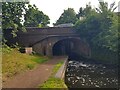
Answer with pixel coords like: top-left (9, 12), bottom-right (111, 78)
top-left (4, 27), bottom-right (91, 57)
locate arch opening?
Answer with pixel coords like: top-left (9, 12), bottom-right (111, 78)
top-left (52, 38), bottom-right (90, 57)
top-left (52, 39), bottom-right (74, 56)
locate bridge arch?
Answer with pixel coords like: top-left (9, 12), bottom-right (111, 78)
top-left (52, 37), bottom-right (91, 57)
top-left (32, 36), bottom-right (91, 57)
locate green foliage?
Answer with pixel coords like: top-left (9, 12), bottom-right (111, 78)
top-left (24, 4), bottom-right (50, 27)
top-left (52, 61), bottom-right (64, 75)
top-left (40, 77), bottom-right (67, 88)
top-left (92, 13), bottom-right (119, 52)
top-left (54, 8), bottom-right (78, 25)
top-left (76, 7), bottom-right (85, 18)
top-left (2, 44), bottom-right (13, 53)
top-left (75, 1), bottom-right (118, 52)
top-left (91, 1), bottom-right (118, 52)
top-left (96, 1), bottom-right (117, 14)
top-left (75, 12), bottom-right (101, 41)
top-left (2, 2), bottom-right (28, 48)
top-left (2, 2), bottom-right (50, 47)
top-left (76, 3), bottom-right (94, 18)
top-left (91, 44), bottom-right (118, 64)
top-left (2, 2), bottom-right (27, 35)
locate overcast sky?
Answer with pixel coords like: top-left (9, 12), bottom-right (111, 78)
top-left (30, 0), bottom-right (120, 26)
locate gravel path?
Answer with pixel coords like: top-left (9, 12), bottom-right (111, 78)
top-left (2, 56), bottom-right (67, 88)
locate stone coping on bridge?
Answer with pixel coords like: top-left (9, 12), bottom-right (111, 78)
top-left (18, 27), bottom-right (76, 34)
top-left (25, 26), bottom-right (73, 29)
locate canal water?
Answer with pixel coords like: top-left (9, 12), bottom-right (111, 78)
top-left (65, 55), bottom-right (119, 88)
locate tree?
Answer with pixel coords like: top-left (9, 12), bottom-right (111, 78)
top-left (2, 2), bottom-right (28, 37)
top-left (92, 1), bottom-right (118, 52)
top-left (75, 12), bottom-right (100, 41)
top-left (75, 4), bottom-right (99, 41)
top-left (92, 13), bottom-right (119, 52)
top-left (75, 1), bottom-right (118, 52)
top-left (76, 3), bottom-right (94, 19)
top-left (24, 4), bottom-right (50, 27)
top-left (96, 1), bottom-right (117, 14)
top-left (76, 7), bottom-right (85, 18)
top-left (54, 8), bottom-right (78, 25)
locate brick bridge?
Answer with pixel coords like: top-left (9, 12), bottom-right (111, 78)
top-left (16, 27), bottom-right (91, 57)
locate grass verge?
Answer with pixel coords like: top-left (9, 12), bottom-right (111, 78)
top-left (39, 61), bottom-right (67, 88)
top-left (2, 48), bottom-right (48, 81)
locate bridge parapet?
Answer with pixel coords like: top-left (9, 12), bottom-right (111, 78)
top-left (18, 27), bottom-right (76, 35)
top-left (17, 27), bottom-right (79, 47)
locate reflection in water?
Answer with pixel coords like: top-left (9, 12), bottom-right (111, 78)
top-left (65, 59), bottom-right (118, 88)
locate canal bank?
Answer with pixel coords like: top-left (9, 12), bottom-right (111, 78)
top-left (2, 56), bottom-right (67, 88)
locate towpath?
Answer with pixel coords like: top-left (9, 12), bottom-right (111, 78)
top-left (2, 56), bottom-right (67, 88)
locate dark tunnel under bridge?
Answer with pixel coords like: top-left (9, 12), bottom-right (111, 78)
top-left (33, 37), bottom-right (91, 58)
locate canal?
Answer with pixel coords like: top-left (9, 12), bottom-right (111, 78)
top-left (64, 54), bottom-right (119, 88)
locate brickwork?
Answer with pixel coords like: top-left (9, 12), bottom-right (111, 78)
top-left (5, 27), bottom-right (91, 57)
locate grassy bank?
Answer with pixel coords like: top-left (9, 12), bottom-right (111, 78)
top-left (2, 48), bottom-right (48, 81)
top-left (39, 61), bottom-right (67, 88)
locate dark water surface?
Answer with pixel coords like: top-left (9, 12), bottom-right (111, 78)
top-left (65, 58), bottom-right (119, 88)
